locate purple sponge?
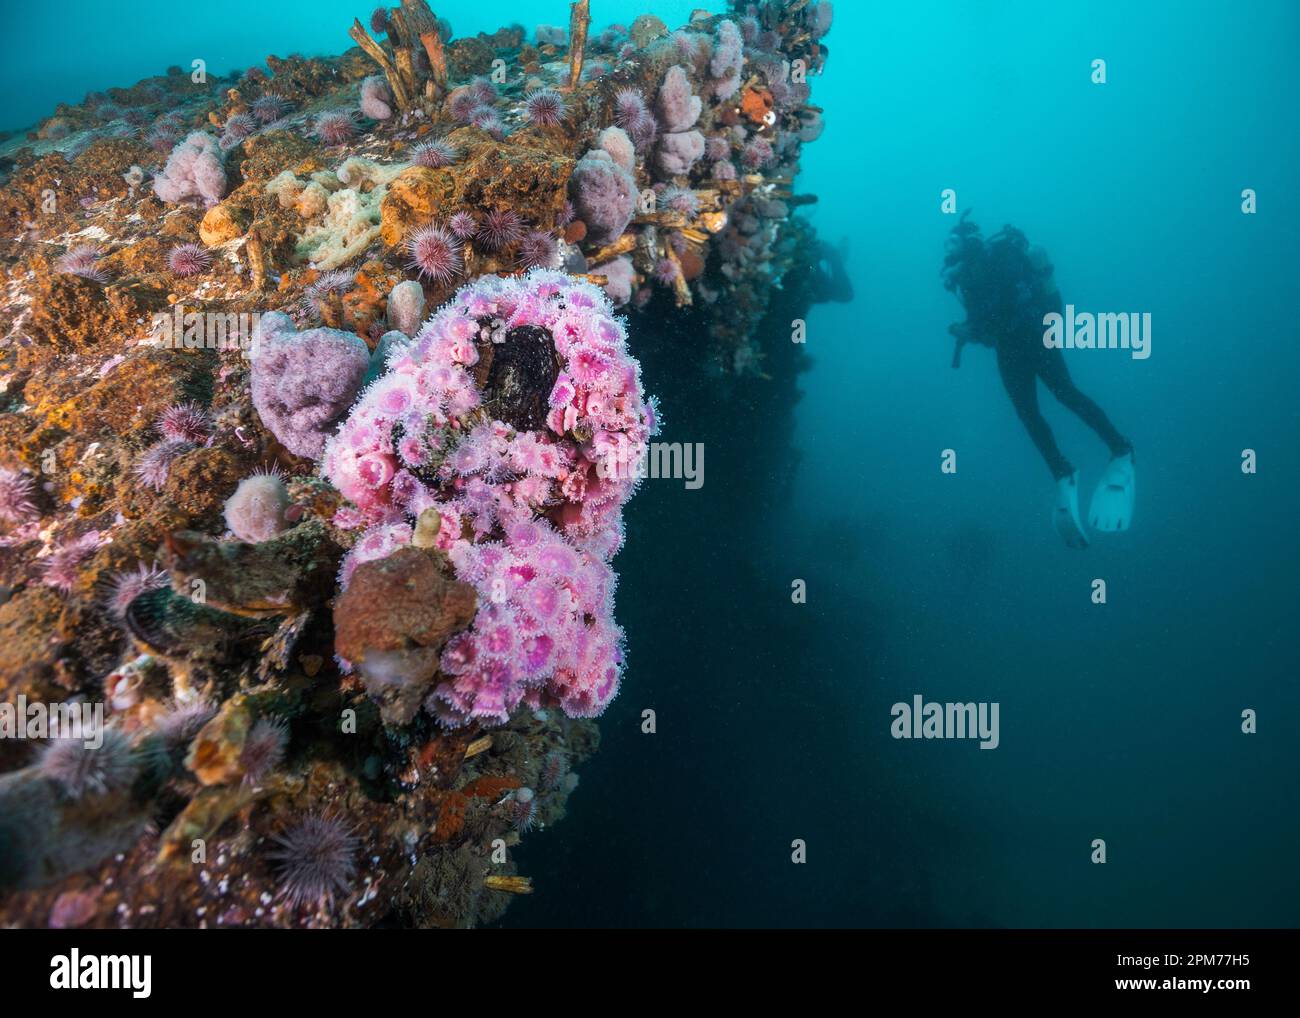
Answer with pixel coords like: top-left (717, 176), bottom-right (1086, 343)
top-left (710, 20), bottom-right (745, 99)
top-left (251, 326), bottom-right (371, 459)
top-left (656, 130), bottom-right (705, 176)
top-left (656, 65), bottom-right (701, 133)
top-left (570, 150), bottom-right (637, 244)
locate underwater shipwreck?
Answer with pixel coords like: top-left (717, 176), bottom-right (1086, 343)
top-left (0, 0), bottom-right (834, 928)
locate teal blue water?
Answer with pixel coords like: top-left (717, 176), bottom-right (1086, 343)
top-left (11, 1), bottom-right (1298, 927)
top-left (783, 0), bottom-right (1300, 927)
top-left (523, 0), bottom-right (1300, 928)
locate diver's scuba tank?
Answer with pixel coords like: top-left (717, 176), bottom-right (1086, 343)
top-left (1027, 244), bottom-right (1053, 278)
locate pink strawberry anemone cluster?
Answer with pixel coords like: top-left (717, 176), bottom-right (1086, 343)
top-left (322, 269), bottom-right (658, 727)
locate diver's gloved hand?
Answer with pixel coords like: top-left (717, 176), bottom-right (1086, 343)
top-left (1052, 472), bottom-right (1090, 549)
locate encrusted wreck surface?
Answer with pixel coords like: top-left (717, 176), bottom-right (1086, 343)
top-left (0, 0), bottom-right (834, 928)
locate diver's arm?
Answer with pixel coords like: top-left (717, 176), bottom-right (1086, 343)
top-left (948, 322), bottom-right (972, 368)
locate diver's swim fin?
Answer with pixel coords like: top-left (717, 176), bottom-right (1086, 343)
top-left (1089, 453), bottom-right (1135, 533)
top-left (1053, 472), bottom-right (1089, 549)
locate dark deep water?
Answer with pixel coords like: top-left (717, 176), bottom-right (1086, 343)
top-left (509, 0), bottom-right (1300, 927)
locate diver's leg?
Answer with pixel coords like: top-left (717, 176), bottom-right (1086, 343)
top-left (1036, 348), bottom-right (1132, 457)
top-left (997, 348), bottom-right (1072, 479)
top-left (998, 347), bottom-right (1088, 548)
top-left (1035, 349), bottom-right (1136, 532)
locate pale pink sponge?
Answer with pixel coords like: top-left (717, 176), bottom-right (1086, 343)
top-left (359, 75), bottom-right (394, 120)
top-left (325, 269), bottom-right (656, 727)
top-left (152, 131), bottom-right (227, 206)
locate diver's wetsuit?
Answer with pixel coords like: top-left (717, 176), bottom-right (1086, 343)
top-left (995, 290), bottom-right (1131, 480)
top-left (948, 222), bottom-right (1132, 481)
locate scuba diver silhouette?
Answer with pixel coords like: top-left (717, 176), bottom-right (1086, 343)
top-left (810, 238), bottom-right (854, 304)
top-left (942, 212), bottom-right (1134, 548)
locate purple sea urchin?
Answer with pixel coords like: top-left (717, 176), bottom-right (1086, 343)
top-left (223, 113), bottom-right (257, 141)
top-left (653, 258), bottom-right (680, 286)
top-left (166, 242), bottom-right (211, 277)
top-left (523, 88), bottom-right (566, 127)
top-left (251, 94), bottom-right (289, 124)
top-left (411, 139), bottom-right (459, 168)
top-left (448, 90), bottom-right (481, 122)
top-left (240, 718), bottom-right (288, 785)
top-left (628, 110), bottom-right (658, 149)
top-left (39, 728), bottom-right (138, 799)
top-left (613, 87), bottom-right (646, 129)
top-left (155, 699), bottom-right (216, 750)
top-left (741, 136), bottom-right (775, 169)
top-left (56, 245), bottom-right (108, 283)
top-left (297, 269), bottom-right (356, 319)
top-left (147, 128), bottom-right (180, 153)
top-left (0, 467), bottom-right (37, 525)
top-left (312, 110), bottom-right (357, 145)
top-left (468, 107), bottom-right (505, 139)
top-left (134, 439), bottom-right (192, 492)
top-left (446, 210), bottom-right (476, 239)
top-left (509, 787), bottom-right (537, 831)
top-left (467, 77), bottom-right (496, 104)
top-left (516, 230), bottom-right (557, 269)
top-left (102, 562), bottom-right (167, 620)
top-left (476, 207), bottom-right (525, 251)
top-left (41, 531), bottom-right (101, 593)
top-left (539, 751), bottom-right (568, 791)
top-left (157, 402), bottom-right (212, 444)
top-left (406, 225), bottom-right (463, 284)
top-left (267, 813), bottom-right (359, 909)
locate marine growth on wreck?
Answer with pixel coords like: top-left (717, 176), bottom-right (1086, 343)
top-left (0, 0), bottom-right (833, 928)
